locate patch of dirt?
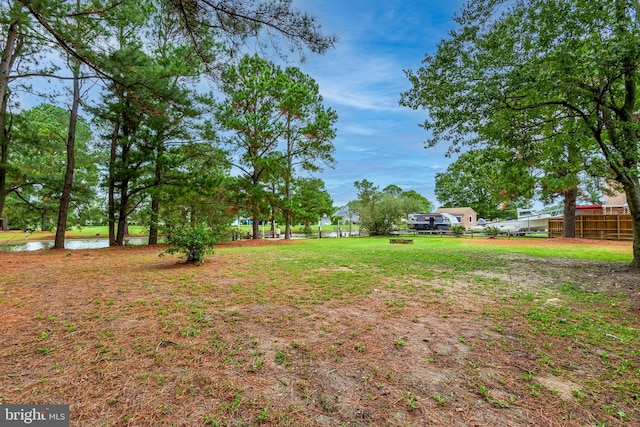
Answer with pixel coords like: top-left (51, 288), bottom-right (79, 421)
top-left (466, 236), bottom-right (631, 247)
top-left (0, 238), bottom-right (638, 426)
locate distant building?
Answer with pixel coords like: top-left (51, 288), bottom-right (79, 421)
top-left (332, 205), bottom-right (359, 224)
top-left (575, 205), bottom-right (603, 216)
top-left (319, 215), bottom-right (332, 226)
top-left (232, 217), bottom-right (253, 226)
top-left (436, 207), bottom-right (477, 229)
top-left (602, 188), bottom-right (630, 215)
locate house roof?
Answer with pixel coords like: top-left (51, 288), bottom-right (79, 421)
top-left (437, 207), bottom-right (477, 215)
top-left (576, 205), bottom-right (602, 210)
top-left (604, 192), bottom-right (628, 206)
top-left (333, 205), bottom-right (352, 218)
top-left (333, 205), bottom-right (359, 222)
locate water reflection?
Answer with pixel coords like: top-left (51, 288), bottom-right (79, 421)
top-left (1, 237), bottom-right (153, 252)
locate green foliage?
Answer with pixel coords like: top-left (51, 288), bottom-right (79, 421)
top-left (5, 104), bottom-right (97, 231)
top-left (450, 225), bottom-right (466, 237)
top-left (289, 178), bottom-right (333, 226)
top-left (401, 0), bottom-right (640, 267)
top-left (400, 190), bottom-right (431, 213)
top-left (435, 149), bottom-right (532, 219)
top-left (163, 0), bottom-right (336, 59)
top-left (215, 55), bottom-right (296, 234)
top-left (0, 0), bottom-right (336, 246)
top-left (154, 144), bottom-right (233, 232)
top-left (216, 55), bottom-right (336, 238)
top-left (160, 225), bottom-right (221, 264)
top-left (483, 226), bottom-right (500, 238)
top-left (350, 180), bottom-right (430, 236)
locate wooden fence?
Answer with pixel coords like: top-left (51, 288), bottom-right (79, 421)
top-left (548, 214), bottom-right (633, 240)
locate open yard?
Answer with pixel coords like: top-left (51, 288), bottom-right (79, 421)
top-left (0, 236), bottom-right (638, 426)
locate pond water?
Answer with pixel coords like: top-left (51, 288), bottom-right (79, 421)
top-left (0, 237), bottom-right (153, 252)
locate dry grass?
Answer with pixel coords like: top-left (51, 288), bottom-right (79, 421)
top-left (0, 238), bottom-right (638, 426)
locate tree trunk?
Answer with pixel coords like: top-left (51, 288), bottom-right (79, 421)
top-left (622, 179), bottom-right (640, 268)
top-left (53, 62), bottom-right (80, 249)
top-left (148, 147), bottom-right (162, 245)
top-left (0, 131), bottom-right (7, 218)
top-left (252, 215), bottom-right (260, 239)
top-left (108, 121), bottom-right (119, 246)
top-left (285, 119), bottom-right (293, 240)
top-left (562, 187), bottom-right (577, 238)
top-left (116, 212), bottom-right (127, 245)
top-left (115, 174), bottom-right (129, 246)
top-left (149, 195), bottom-right (159, 245)
top-left (285, 209), bottom-right (292, 239)
top-left (0, 92), bottom-right (9, 219)
top-left (0, 11), bottom-right (20, 219)
top-left (115, 201), bottom-right (127, 245)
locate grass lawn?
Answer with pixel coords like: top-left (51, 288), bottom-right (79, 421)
top-left (0, 236), bottom-right (637, 426)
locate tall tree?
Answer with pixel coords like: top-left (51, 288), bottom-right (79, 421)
top-left (98, 43), bottom-right (153, 246)
top-left (6, 103), bottom-right (95, 231)
top-left (435, 149), bottom-right (534, 220)
top-left (94, 8), bottom-right (204, 246)
top-left (154, 143), bottom-right (232, 232)
top-left (350, 180), bottom-right (427, 236)
top-left (401, 0), bottom-right (640, 268)
top-left (400, 189), bottom-right (431, 213)
top-left (0, 1), bottom-right (22, 219)
top-left (145, 6), bottom-right (208, 244)
top-left (0, 0), bottom-right (54, 219)
top-left (486, 103), bottom-right (600, 237)
top-left (53, 57), bottom-right (81, 248)
top-left (289, 177), bottom-right (333, 231)
top-left (279, 66), bottom-right (337, 239)
top-left (215, 55), bottom-right (287, 239)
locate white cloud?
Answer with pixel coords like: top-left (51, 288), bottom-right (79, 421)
top-left (290, 0), bottom-right (467, 207)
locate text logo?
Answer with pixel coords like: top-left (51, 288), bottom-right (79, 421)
top-left (1, 405), bottom-right (69, 426)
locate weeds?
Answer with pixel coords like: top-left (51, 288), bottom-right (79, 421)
top-left (432, 393), bottom-right (447, 404)
top-left (404, 391), bottom-right (418, 409)
top-left (274, 349), bottom-right (290, 367)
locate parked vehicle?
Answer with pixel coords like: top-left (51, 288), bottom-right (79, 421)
top-left (407, 212), bottom-right (460, 232)
top-left (470, 208), bottom-right (562, 235)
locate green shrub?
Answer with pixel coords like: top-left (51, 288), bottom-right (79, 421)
top-left (450, 225), bottom-right (466, 237)
top-left (484, 226), bottom-right (500, 238)
top-left (160, 225), bottom-right (220, 264)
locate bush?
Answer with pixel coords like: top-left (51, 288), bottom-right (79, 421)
top-left (450, 225), bottom-right (466, 237)
top-left (484, 226), bottom-right (500, 238)
top-left (160, 225), bottom-right (219, 264)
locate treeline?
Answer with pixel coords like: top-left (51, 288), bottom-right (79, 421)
top-left (0, 0), bottom-right (337, 246)
top-left (401, 0), bottom-right (640, 268)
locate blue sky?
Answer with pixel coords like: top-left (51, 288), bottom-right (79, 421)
top-left (17, 1), bottom-right (465, 210)
top-left (293, 0), bottom-right (466, 208)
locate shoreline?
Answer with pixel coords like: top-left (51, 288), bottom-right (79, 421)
top-left (0, 231), bottom-right (149, 246)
